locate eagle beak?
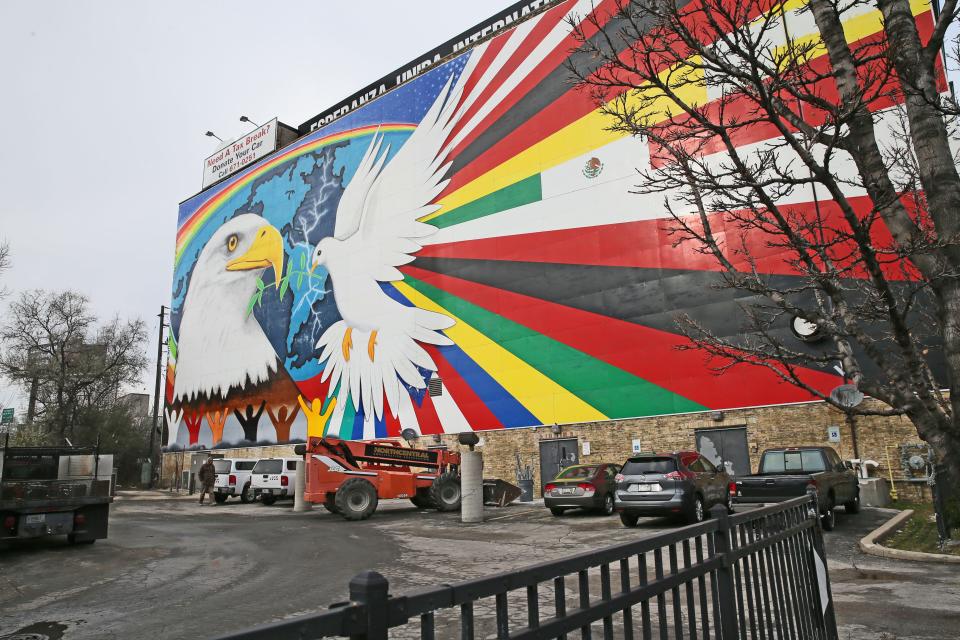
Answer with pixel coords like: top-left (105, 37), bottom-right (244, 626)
top-left (226, 225), bottom-right (284, 288)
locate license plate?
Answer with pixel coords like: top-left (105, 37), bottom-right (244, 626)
top-left (262, 489), bottom-right (273, 495)
top-left (559, 487), bottom-right (575, 495)
top-left (25, 514), bottom-right (45, 524)
top-left (629, 483), bottom-right (662, 492)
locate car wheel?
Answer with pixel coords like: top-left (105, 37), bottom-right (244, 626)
top-left (600, 494), bottom-right (614, 516)
top-left (686, 495), bottom-right (706, 524)
top-left (429, 472), bottom-right (462, 512)
top-left (844, 491), bottom-right (861, 514)
top-left (240, 483), bottom-right (255, 504)
top-left (335, 478), bottom-right (379, 521)
top-left (620, 512), bottom-right (640, 528)
top-left (821, 506), bottom-right (836, 531)
top-left (550, 507), bottom-right (566, 517)
top-left (213, 493), bottom-right (228, 504)
top-left (261, 494), bottom-right (277, 506)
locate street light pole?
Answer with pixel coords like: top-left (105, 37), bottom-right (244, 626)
top-left (148, 305), bottom-right (167, 485)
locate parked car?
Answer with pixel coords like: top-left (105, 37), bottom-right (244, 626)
top-left (543, 463), bottom-right (621, 516)
top-left (251, 458), bottom-right (299, 505)
top-left (212, 458), bottom-right (258, 504)
top-left (615, 451), bottom-right (732, 526)
top-left (732, 446), bottom-right (859, 531)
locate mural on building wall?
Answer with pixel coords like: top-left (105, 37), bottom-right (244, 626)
top-left (167, 0), bottom-right (941, 446)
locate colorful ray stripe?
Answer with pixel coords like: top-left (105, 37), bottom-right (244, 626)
top-left (381, 283), bottom-right (539, 428)
top-left (391, 281), bottom-right (606, 424)
top-left (432, 175), bottom-right (542, 230)
top-left (402, 265), bottom-right (838, 408)
top-left (429, 0), bottom-right (930, 227)
top-left (400, 272), bottom-right (708, 418)
top-left (175, 123), bottom-right (416, 265)
top-left (419, 193), bottom-right (917, 282)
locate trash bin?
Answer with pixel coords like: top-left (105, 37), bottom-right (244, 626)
top-left (518, 478), bottom-right (534, 502)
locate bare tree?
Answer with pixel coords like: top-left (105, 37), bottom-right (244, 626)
top-left (0, 240), bottom-right (10, 300)
top-left (569, 0), bottom-right (960, 486)
top-left (0, 290), bottom-right (148, 441)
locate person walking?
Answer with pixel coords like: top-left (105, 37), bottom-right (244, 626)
top-left (198, 457), bottom-right (216, 505)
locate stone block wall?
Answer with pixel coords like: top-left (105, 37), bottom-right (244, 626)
top-left (160, 399), bottom-right (932, 501)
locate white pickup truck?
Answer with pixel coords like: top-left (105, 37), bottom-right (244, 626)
top-left (251, 458), bottom-right (298, 505)
top-left (213, 458), bottom-right (258, 504)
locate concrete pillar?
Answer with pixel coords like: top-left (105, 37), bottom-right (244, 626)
top-left (461, 450), bottom-right (483, 523)
top-left (294, 458), bottom-right (311, 512)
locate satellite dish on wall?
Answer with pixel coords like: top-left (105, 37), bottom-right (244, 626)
top-left (401, 428), bottom-right (420, 442)
top-left (790, 315), bottom-right (823, 342)
top-left (830, 384), bottom-right (864, 408)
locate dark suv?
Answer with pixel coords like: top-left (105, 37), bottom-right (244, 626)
top-left (615, 451), bottom-right (732, 526)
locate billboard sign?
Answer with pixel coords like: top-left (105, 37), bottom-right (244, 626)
top-left (202, 118), bottom-right (279, 189)
top-left (298, 0), bottom-right (563, 134)
top-left (1, 408), bottom-right (13, 425)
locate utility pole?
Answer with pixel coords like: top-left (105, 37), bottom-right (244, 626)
top-left (148, 305), bottom-right (168, 485)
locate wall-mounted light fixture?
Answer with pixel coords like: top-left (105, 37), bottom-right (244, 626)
top-left (551, 423), bottom-right (561, 435)
top-left (239, 115), bottom-right (261, 128)
top-left (711, 411), bottom-right (724, 422)
top-left (204, 131), bottom-right (223, 142)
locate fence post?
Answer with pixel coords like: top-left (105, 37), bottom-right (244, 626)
top-left (806, 493), bottom-right (840, 639)
top-left (349, 571), bottom-right (390, 640)
top-left (710, 504), bottom-right (740, 640)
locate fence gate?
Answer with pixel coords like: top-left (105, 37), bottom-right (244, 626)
top-left (215, 496), bottom-right (838, 640)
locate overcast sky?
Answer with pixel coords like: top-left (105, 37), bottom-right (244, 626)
top-left (0, 0), bottom-right (511, 404)
top-left (1, 2), bottom-right (957, 409)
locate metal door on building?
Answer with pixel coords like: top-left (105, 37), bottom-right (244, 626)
top-left (538, 438), bottom-right (579, 494)
top-left (696, 427), bottom-right (750, 476)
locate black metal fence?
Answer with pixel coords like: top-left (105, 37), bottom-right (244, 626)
top-left (215, 495), bottom-right (837, 640)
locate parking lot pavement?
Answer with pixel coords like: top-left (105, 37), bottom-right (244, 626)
top-left (0, 499), bottom-right (957, 639)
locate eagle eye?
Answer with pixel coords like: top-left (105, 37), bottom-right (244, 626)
top-left (226, 234), bottom-right (239, 252)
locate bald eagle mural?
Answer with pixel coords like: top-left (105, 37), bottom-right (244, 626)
top-left (171, 0), bottom-right (924, 447)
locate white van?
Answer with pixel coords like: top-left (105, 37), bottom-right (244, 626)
top-left (251, 458), bottom-right (299, 505)
top-left (212, 458), bottom-right (258, 504)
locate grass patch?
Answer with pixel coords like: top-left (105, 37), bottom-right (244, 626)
top-left (883, 501), bottom-right (960, 556)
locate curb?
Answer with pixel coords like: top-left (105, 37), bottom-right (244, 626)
top-left (858, 509), bottom-right (960, 563)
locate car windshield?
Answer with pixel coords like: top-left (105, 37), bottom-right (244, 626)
top-left (760, 450), bottom-right (826, 473)
top-left (252, 459), bottom-right (282, 474)
top-left (555, 466), bottom-right (597, 480)
top-left (213, 460), bottom-right (232, 473)
top-left (621, 457), bottom-right (676, 475)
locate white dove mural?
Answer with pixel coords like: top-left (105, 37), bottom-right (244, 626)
top-left (309, 72), bottom-right (477, 432)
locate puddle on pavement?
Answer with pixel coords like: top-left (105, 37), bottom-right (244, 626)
top-left (831, 567), bottom-right (912, 582)
top-left (0, 621), bottom-right (69, 640)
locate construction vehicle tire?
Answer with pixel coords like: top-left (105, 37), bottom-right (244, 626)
top-left (429, 472), bottom-right (462, 512)
top-left (335, 478), bottom-right (378, 520)
top-left (410, 490), bottom-right (435, 509)
top-left (322, 497), bottom-right (340, 514)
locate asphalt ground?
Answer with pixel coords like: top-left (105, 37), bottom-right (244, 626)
top-left (0, 494), bottom-right (957, 639)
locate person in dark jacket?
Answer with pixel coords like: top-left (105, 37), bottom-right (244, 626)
top-left (198, 457), bottom-right (216, 505)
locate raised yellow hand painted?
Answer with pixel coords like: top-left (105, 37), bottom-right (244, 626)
top-left (300, 395), bottom-right (338, 439)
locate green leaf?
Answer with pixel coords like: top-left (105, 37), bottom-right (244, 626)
top-left (256, 277), bottom-right (265, 292)
top-left (297, 272), bottom-right (304, 289)
top-left (246, 294), bottom-right (257, 317)
top-left (299, 252), bottom-right (306, 269)
top-left (279, 277), bottom-right (289, 300)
